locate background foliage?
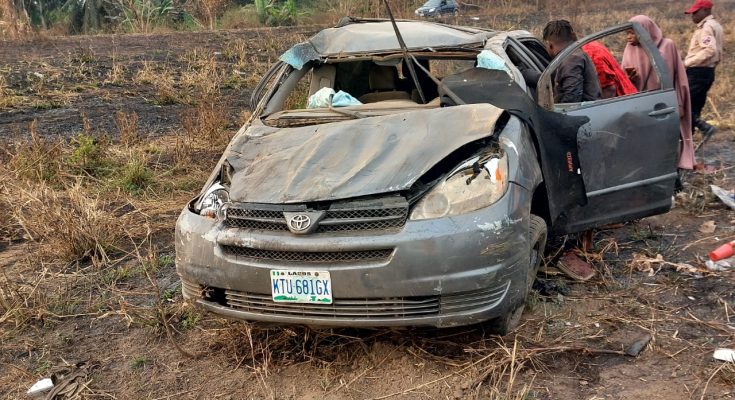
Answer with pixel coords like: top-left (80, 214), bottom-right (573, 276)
top-left (0, 0), bottom-right (473, 35)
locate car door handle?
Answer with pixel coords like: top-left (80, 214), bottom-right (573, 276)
top-left (648, 107), bottom-right (676, 117)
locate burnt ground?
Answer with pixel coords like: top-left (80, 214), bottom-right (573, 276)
top-left (0, 26), bottom-right (316, 139)
top-left (2, 13), bottom-right (735, 400)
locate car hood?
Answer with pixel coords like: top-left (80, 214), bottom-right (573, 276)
top-left (224, 104), bottom-right (504, 204)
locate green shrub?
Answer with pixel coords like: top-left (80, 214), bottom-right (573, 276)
top-left (120, 157), bottom-right (153, 193)
top-left (69, 133), bottom-right (109, 176)
top-left (265, 0), bottom-right (305, 26)
top-left (255, 0), bottom-right (267, 23)
top-left (110, 0), bottom-right (175, 33)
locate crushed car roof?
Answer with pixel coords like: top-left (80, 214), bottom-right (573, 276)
top-left (308, 20), bottom-right (496, 55)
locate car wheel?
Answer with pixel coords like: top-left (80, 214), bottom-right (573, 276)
top-left (486, 214), bottom-right (547, 335)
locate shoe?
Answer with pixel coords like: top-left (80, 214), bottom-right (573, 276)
top-left (556, 252), bottom-right (596, 281)
top-left (696, 120), bottom-right (717, 143)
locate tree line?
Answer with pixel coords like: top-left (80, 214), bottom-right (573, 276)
top-left (0, 0), bottom-right (315, 36)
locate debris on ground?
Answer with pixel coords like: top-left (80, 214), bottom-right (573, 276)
top-left (698, 220), bottom-right (717, 233)
top-left (711, 185), bottom-right (735, 210)
top-left (533, 277), bottom-right (571, 297)
top-left (694, 163), bottom-right (718, 174)
top-left (42, 364), bottom-right (95, 399)
top-left (624, 333), bottom-right (653, 357)
top-left (26, 378), bottom-right (53, 398)
top-left (556, 251), bottom-right (596, 281)
top-left (709, 240), bottom-right (735, 261)
top-left (713, 348), bottom-right (735, 363)
top-left (631, 253), bottom-right (700, 275)
top-left (705, 257), bottom-right (735, 272)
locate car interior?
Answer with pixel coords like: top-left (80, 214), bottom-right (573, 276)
top-left (268, 28), bottom-right (656, 119)
top-left (272, 56), bottom-right (480, 116)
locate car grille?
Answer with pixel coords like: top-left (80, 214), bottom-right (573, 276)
top-left (211, 282), bottom-right (509, 319)
top-left (225, 208), bottom-right (290, 231)
top-left (221, 245), bottom-right (394, 263)
top-left (224, 196), bottom-right (409, 234)
top-left (181, 278), bottom-right (203, 299)
top-left (439, 283), bottom-right (509, 313)
top-left (225, 291), bottom-right (440, 318)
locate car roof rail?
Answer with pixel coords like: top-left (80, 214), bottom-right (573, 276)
top-left (334, 17), bottom-right (415, 28)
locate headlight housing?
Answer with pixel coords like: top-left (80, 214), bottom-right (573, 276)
top-left (410, 153), bottom-right (508, 220)
top-left (195, 182), bottom-right (230, 220)
top-left (429, 7), bottom-right (436, 12)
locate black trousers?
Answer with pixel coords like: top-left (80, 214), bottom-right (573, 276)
top-left (686, 67), bottom-right (716, 128)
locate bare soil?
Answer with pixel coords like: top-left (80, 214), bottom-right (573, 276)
top-left (0, 26), bottom-right (315, 139)
top-left (2, 12), bottom-right (735, 400)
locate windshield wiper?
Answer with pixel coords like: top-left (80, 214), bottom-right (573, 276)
top-left (328, 105), bottom-right (366, 119)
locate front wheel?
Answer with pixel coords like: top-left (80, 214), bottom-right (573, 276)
top-left (486, 214), bottom-right (547, 335)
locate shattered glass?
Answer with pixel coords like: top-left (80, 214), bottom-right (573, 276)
top-left (279, 42), bottom-right (320, 70)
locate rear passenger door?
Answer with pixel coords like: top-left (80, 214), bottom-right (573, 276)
top-left (537, 23), bottom-right (680, 234)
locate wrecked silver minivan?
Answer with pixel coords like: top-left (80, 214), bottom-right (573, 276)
top-left (176, 19), bottom-right (680, 333)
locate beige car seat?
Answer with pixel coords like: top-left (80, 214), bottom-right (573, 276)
top-left (309, 64), bottom-right (337, 95)
top-left (359, 65), bottom-right (412, 103)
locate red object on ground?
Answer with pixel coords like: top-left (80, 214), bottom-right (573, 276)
top-left (709, 240), bottom-right (735, 261)
top-left (557, 252), bottom-right (596, 281)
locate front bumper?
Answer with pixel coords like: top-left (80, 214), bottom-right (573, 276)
top-left (176, 183), bottom-right (532, 328)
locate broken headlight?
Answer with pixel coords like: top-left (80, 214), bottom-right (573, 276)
top-left (410, 154), bottom-right (508, 220)
top-left (195, 182), bottom-right (230, 220)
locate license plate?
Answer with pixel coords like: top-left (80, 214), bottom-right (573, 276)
top-left (270, 270), bottom-right (332, 304)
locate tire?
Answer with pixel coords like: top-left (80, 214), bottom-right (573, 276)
top-left (486, 214), bottom-right (547, 335)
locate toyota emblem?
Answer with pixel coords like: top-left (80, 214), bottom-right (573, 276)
top-left (288, 214), bottom-right (312, 231)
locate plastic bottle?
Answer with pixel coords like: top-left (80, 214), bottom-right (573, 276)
top-left (709, 240), bottom-right (735, 261)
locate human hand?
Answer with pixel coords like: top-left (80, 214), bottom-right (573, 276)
top-left (624, 67), bottom-right (638, 81)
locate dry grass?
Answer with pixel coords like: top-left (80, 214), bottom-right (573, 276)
top-left (1, 3), bottom-right (735, 398)
top-left (5, 182), bottom-right (130, 265)
top-left (134, 61), bottom-right (184, 105)
top-left (219, 6), bottom-right (261, 30)
top-left (0, 0), bottom-right (30, 39)
top-left (4, 122), bottom-right (65, 183)
top-left (106, 50), bottom-right (126, 85)
top-left (115, 111), bottom-right (140, 145)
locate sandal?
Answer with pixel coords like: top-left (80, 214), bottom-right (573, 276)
top-left (557, 252), bottom-right (596, 281)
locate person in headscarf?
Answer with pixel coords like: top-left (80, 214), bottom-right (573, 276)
top-left (622, 15), bottom-right (695, 170)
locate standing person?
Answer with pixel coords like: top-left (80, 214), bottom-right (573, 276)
top-left (622, 15), bottom-right (695, 170)
top-left (684, 0), bottom-right (723, 140)
top-left (542, 20), bottom-right (601, 103)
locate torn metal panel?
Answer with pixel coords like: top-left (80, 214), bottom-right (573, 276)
top-left (224, 104), bottom-right (504, 204)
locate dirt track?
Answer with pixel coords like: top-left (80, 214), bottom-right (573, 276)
top-left (2, 13), bottom-right (735, 400)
